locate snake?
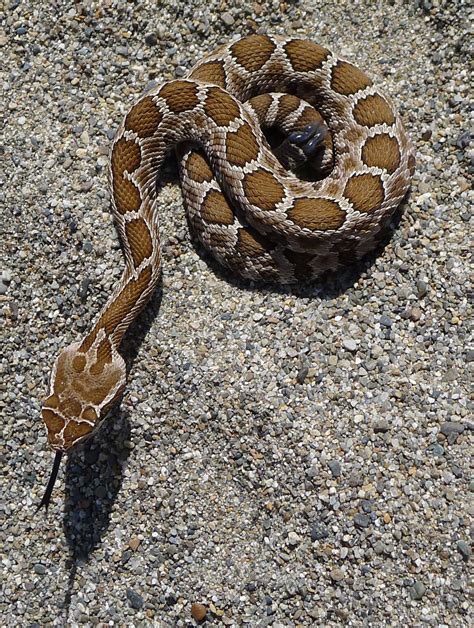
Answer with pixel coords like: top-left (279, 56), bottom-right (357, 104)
top-left (38, 34), bottom-right (415, 508)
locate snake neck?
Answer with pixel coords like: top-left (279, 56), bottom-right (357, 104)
top-left (80, 256), bottom-right (159, 354)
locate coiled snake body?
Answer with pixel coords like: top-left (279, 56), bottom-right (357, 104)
top-left (39, 35), bottom-right (415, 506)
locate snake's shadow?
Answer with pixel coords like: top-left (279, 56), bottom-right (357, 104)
top-left (60, 284), bottom-right (162, 610)
top-left (193, 201), bottom-right (408, 300)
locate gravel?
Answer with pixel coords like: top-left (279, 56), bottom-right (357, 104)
top-left (1, 0), bottom-right (472, 625)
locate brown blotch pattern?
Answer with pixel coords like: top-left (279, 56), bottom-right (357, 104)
top-left (236, 228), bottom-right (273, 257)
top-left (284, 40), bottom-right (329, 72)
top-left (125, 96), bottom-right (162, 138)
top-left (344, 173), bottom-right (385, 213)
top-left (111, 139), bottom-right (142, 215)
top-left (112, 138), bottom-right (141, 175)
top-left (61, 397), bottom-right (82, 418)
top-left (125, 218), bottom-right (153, 267)
top-left (204, 87), bottom-right (240, 126)
top-left (186, 152), bottom-right (214, 183)
top-left (243, 169), bottom-right (285, 211)
top-left (330, 61), bottom-right (372, 95)
top-left (292, 107), bottom-right (323, 129)
top-left (274, 94), bottom-right (301, 120)
top-left (72, 354), bottom-right (87, 373)
top-left (63, 420), bottom-right (93, 447)
top-left (112, 177), bottom-right (141, 215)
top-left (288, 198), bottom-right (346, 231)
top-left (82, 407), bottom-right (98, 422)
top-left (353, 94), bottom-right (395, 128)
top-left (248, 94), bottom-right (273, 123)
top-left (159, 80), bottom-right (199, 113)
top-left (226, 122), bottom-right (260, 167)
top-left (98, 266), bottom-right (152, 336)
top-left (361, 133), bottom-right (401, 174)
top-left (44, 394), bottom-right (59, 408)
top-left (230, 35), bottom-right (276, 72)
top-left (189, 60), bottom-right (226, 87)
top-left (201, 190), bottom-right (234, 225)
top-left (84, 367), bottom-right (124, 406)
top-left (42, 409), bottom-right (64, 435)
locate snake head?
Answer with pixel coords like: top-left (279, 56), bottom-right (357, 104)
top-left (41, 336), bottom-right (126, 452)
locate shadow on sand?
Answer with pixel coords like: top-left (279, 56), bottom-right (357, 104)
top-left (58, 284), bottom-right (162, 613)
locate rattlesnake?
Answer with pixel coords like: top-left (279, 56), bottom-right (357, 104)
top-left (38, 35), bottom-right (415, 507)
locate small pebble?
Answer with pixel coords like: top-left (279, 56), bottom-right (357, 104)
top-left (33, 564), bottom-right (46, 575)
top-left (354, 514), bottom-right (371, 529)
top-left (310, 523), bottom-right (329, 541)
top-left (410, 581), bottom-right (426, 600)
top-left (126, 589), bottom-right (144, 610)
top-left (191, 603), bottom-right (207, 621)
top-left (328, 460), bottom-right (341, 477)
top-left (456, 540), bottom-right (471, 561)
top-left (342, 338), bottom-right (358, 352)
top-left (373, 419), bottom-right (390, 433)
top-left (221, 12), bottom-right (235, 26)
top-left (330, 568), bottom-right (345, 582)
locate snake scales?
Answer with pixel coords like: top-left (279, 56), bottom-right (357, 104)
top-left (39, 35), bottom-right (415, 506)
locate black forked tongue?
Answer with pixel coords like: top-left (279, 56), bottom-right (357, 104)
top-left (36, 451), bottom-right (63, 512)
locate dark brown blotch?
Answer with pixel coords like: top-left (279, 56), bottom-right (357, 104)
top-left (111, 138), bottom-right (142, 215)
top-left (159, 80), bottom-right (199, 114)
top-left (247, 94), bottom-right (273, 124)
top-left (204, 86), bottom-right (241, 126)
top-left (236, 228), bottom-right (274, 257)
top-left (189, 61), bottom-right (226, 87)
top-left (125, 217), bottom-right (154, 268)
top-left (230, 35), bottom-right (276, 72)
top-left (185, 151), bottom-right (214, 183)
top-left (288, 197), bottom-right (346, 231)
top-left (226, 122), bottom-right (260, 167)
top-left (125, 96), bottom-right (162, 138)
top-left (243, 169), bottom-right (285, 211)
top-left (201, 190), bottom-right (234, 225)
top-left (361, 133), bottom-right (401, 174)
top-left (344, 173), bottom-right (385, 213)
top-left (330, 61), bottom-right (372, 96)
top-left (284, 40), bottom-right (330, 72)
top-left (353, 94), bottom-right (395, 128)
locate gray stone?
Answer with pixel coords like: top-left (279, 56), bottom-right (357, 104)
top-left (342, 338), bottom-right (358, 352)
top-left (409, 580), bottom-right (426, 600)
top-left (456, 540), bottom-right (471, 560)
top-left (379, 315), bottom-right (393, 327)
top-left (33, 564), bottom-right (46, 575)
top-left (353, 514), bottom-right (371, 529)
top-left (221, 12), bottom-right (235, 26)
top-left (373, 419), bottom-right (390, 433)
top-left (126, 588), bottom-right (144, 609)
top-left (327, 460), bottom-right (341, 477)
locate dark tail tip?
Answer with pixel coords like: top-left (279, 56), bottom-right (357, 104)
top-left (36, 450), bottom-right (63, 513)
